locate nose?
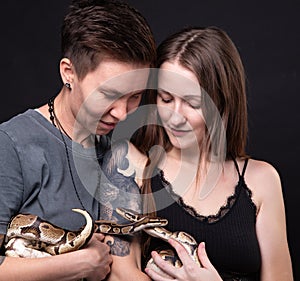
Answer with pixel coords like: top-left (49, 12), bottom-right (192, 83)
top-left (168, 103), bottom-right (186, 127)
top-left (109, 99), bottom-right (128, 121)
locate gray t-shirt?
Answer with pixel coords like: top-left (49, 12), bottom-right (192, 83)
top-left (0, 109), bottom-right (103, 233)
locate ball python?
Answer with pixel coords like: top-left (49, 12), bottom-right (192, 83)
top-left (118, 208), bottom-right (201, 277)
top-left (5, 208), bottom-right (201, 277)
top-left (4, 208), bottom-right (168, 258)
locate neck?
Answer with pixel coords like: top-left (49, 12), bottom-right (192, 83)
top-left (47, 93), bottom-right (95, 147)
top-left (167, 145), bottom-right (201, 166)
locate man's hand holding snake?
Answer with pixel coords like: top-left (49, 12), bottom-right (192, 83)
top-left (80, 233), bottom-right (112, 281)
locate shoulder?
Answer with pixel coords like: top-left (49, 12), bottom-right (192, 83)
top-left (124, 141), bottom-right (148, 186)
top-left (127, 141), bottom-right (148, 169)
top-left (0, 109), bottom-right (49, 140)
top-left (106, 140), bottom-right (148, 168)
top-left (245, 158), bottom-right (281, 186)
top-left (242, 158), bottom-right (283, 208)
top-left (0, 109), bottom-right (35, 128)
top-left (102, 140), bottom-right (148, 187)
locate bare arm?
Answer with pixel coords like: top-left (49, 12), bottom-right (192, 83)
top-left (104, 237), bottom-right (150, 281)
top-left (100, 141), bottom-right (150, 281)
top-left (247, 160), bottom-right (294, 281)
top-left (0, 233), bottom-right (112, 281)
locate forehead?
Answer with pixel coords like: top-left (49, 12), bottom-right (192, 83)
top-left (89, 58), bottom-right (151, 94)
top-left (158, 61), bottom-right (201, 98)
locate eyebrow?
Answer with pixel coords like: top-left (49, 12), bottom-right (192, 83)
top-left (99, 87), bottom-right (145, 97)
top-left (158, 88), bottom-right (200, 99)
top-left (98, 86), bottom-right (123, 97)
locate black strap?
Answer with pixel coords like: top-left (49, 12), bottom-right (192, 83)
top-left (241, 158), bottom-right (249, 178)
top-left (232, 157), bottom-right (249, 178)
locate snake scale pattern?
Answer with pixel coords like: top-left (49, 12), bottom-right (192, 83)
top-left (5, 208), bottom-right (201, 273)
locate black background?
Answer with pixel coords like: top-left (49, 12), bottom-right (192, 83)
top-left (1, 1), bottom-right (299, 278)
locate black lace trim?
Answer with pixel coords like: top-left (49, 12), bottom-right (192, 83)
top-left (242, 181), bottom-right (258, 216)
top-left (159, 169), bottom-right (257, 223)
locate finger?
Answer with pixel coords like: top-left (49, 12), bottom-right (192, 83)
top-left (168, 238), bottom-right (192, 264)
top-left (145, 265), bottom-right (173, 281)
top-left (93, 233), bottom-right (105, 241)
top-left (197, 242), bottom-right (213, 269)
top-left (145, 268), bottom-right (170, 281)
top-left (150, 251), bottom-right (178, 278)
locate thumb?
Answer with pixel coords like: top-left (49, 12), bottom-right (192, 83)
top-left (93, 232), bottom-right (105, 241)
top-left (197, 242), bottom-right (213, 269)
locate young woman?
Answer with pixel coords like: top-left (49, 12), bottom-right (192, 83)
top-left (133, 26), bottom-right (293, 281)
top-left (0, 0), bottom-right (155, 280)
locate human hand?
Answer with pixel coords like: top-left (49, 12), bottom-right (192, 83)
top-left (145, 240), bottom-right (222, 281)
top-left (81, 233), bottom-right (112, 281)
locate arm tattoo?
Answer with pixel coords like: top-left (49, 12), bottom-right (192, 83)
top-left (99, 141), bottom-right (142, 257)
top-left (106, 235), bottom-right (131, 257)
top-left (0, 234), bottom-right (6, 265)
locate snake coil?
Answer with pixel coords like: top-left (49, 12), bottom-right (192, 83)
top-left (5, 208), bottom-right (201, 275)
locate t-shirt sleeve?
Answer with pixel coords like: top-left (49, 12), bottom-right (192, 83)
top-left (0, 130), bottom-right (23, 234)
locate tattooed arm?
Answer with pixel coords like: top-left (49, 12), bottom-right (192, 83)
top-left (100, 140), bottom-right (150, 281)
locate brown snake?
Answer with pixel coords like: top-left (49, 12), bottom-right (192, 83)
top-left (5, 208), bottom-right (201, 275)
top-left (5, 208), bottom-right (167, 258)
top-left (118, 208), bottom-right (201, 276)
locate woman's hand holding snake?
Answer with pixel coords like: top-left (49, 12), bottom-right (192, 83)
top-left (145, 240), bottom-right (223, 281)
top-left (79, 233), bottom-right (112, 281)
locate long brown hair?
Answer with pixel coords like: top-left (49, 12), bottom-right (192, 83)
top-left (133, 26), bottom-right (248, 215)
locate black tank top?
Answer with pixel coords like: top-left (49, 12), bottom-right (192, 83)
top-left (144, 159), bottom-right (261, 281)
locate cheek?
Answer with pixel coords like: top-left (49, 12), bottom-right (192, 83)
top-left (190, 115), bottom-right (206, 138)
top-left (81, 95), bottom-right (114, 120)
top-left (157, 106), bottom-right (171, 124)
top-left (127, 96), bottom-right (142, 113)
top-left (157, 101), bottom-right (173, 123)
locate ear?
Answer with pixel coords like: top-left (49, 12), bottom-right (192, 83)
top-left (60, 58), bottom-right (75, 86)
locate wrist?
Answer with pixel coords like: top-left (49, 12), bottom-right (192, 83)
top-left (72, 249), bottom-right (91, 279)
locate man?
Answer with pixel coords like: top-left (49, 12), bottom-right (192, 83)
top-left (0, 1), bottom-right (155, 280)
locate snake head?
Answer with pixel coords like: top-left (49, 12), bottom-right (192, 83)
top-left (115, 207), bottom-right (168, 233)
top-left (115, 207), bottom-right (141, 222)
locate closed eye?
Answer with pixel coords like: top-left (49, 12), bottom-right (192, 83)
top-left (185, 99), bottom-right (201, 109)
top-left (129, 92), bottom-right (143, 100)
top-left (157, 90), bottom-right (173, 103)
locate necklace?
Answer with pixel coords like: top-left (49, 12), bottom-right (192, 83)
top-left (48, 97), bottom-right (72, 139)
top-left (48, 97), bottom-right (110, 219)
top-left (48, 97), bottom-right (86, 210)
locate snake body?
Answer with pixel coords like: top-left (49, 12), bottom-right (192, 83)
top-left (5, 208), bottom-right (200, 276)
top-left (117, 208), bottom-right (201, 274)
top-left (5, 208), bottom-right (168, 258)
top-left (5, 209), bottom-right (93, 257)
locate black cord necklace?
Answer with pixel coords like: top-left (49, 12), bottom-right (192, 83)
top-left (48, 97), bottom-right (86, 210)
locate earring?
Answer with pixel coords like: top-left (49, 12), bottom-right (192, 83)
top-left (65, 82), bottom-right (72, 90)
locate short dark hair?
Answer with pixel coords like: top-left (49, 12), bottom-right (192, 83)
top-left (61, 0), bottom-right (156, 79)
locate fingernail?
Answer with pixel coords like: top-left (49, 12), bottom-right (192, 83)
top-left (151, 251), bottom-right (157, 257)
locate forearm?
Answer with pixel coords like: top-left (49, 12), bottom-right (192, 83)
top-left (104, 237), bottom-right (150, 281)
top-left (0, 250), bottom-right (88, 281)
top-left (106, 268), bottom-right (150, 281)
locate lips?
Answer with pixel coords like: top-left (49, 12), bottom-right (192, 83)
top-left (168, 127), bottom-right (191, 137)
top-left (99, 120), bottom-right (117, 130)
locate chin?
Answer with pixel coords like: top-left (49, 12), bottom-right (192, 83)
top-left (169, 138), bottom-right (198, 151)
top-left (96, 128), bottom-right (112, 136)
